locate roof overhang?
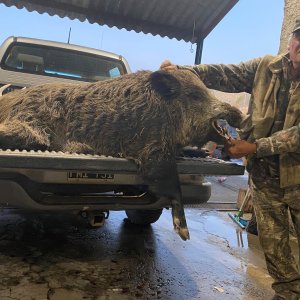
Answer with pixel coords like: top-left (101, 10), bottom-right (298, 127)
top-left (0, 0), bottom-right (238, 43)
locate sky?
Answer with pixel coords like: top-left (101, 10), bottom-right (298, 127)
top-left (0, 0), bottom-right (284, 72)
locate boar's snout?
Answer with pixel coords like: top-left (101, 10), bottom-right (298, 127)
top-left (209, 103), bottom-right (244, 142)
top-left (211, 102), bottom-right (244, 129)
top-left (223, 106), bottom-right (244, 129)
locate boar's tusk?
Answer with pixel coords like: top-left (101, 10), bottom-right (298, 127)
top-left (212, 120), bottom-right (232, 141)
top-left (0, 84), bottom-right (11, 96)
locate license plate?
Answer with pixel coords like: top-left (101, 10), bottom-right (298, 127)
top-left (68, 171), bottom-right (115, 182)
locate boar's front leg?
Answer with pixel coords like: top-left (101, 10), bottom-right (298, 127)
top-left (142, 155), bottom-right (190, 241)
top-left (0, 120), bottom-right (50, 150)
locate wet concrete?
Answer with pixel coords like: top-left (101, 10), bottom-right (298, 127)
top-left (0, 211), bottom-right (274, 299)
top-left (0, 174), bottom-right (275, 300)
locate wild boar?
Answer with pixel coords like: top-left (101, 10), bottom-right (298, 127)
top-left (0, 70), bottom-right (243, 240)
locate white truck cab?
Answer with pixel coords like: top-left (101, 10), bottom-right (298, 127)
top-left (0, 36), bottom-right (131, 93)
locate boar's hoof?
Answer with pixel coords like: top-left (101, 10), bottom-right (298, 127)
top-left (173, 217), bottom-right (190, 241)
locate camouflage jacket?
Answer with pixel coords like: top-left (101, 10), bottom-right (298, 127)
top-left (179, 54), bottom-right (300, 188)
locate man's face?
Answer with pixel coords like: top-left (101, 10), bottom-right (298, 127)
top-left (288, 31), bottom-right (300, 64)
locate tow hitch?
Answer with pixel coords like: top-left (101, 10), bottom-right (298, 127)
top-left (80, 210), bottom-right (109, 228)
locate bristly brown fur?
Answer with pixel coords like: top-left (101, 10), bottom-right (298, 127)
top-left (0, 69), bottom-right (243, 173)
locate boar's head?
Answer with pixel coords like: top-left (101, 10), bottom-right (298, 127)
top-left (149, 69), bottom-right (244, 149)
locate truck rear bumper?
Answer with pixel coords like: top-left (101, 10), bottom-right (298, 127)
top-left (0, 150), bottom-right (244, 211)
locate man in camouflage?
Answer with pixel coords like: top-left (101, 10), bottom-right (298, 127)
top-left (161, 20), bottom-right (300, 300)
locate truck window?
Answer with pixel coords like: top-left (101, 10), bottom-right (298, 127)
top-left (1, 43), bottom-right (127, 82)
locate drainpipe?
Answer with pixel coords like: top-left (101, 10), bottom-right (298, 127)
top-left (194, 39), bottom-right (204, 65)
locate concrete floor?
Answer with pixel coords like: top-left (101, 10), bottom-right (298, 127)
top-left (0, 173), bottom-right (276, 300)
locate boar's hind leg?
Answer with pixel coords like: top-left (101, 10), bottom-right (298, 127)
top-left (143, 158), bottom-right (190, 241)
top-left (0, 121), bottom-right (50, 150)
top-left (171, 195), bottom-right (190, 241)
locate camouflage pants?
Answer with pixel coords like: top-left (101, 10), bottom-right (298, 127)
top-left (250, 179), bottom-right (300, 300)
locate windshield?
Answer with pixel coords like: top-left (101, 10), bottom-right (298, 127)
top-left (1, 42), bottom-right (127, 82)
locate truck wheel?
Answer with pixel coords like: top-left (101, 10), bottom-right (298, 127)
top-left (125, 209), bottom-right (163, 225)
top-left (181, 181), bottom-right (212, 205)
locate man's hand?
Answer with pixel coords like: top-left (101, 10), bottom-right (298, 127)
top-left (160, 60), bottom-right (178, 71)
top-left (224, 138), bottom-right (257, 158)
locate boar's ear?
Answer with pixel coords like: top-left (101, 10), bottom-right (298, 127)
top-left (149, 70), bottom-right (180, 100)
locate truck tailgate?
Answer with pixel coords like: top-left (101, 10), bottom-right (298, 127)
top-left (0, 149), bottom-right (244, 175)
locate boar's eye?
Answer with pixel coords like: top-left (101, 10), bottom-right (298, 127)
top-left (187, 88), bottom-right (202, 100)
top-left (150, 70), bottom-right (181, 100)
top-left (187, 84), bottom-right (211, 101)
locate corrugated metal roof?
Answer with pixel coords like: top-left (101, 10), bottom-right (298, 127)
top-left (0, 0), bottom-right (238, 43)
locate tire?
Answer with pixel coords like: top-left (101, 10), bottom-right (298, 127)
top-left (181, 181), bottom-right (212, 205)
top-left (125, 208), bottom-right (163, 225)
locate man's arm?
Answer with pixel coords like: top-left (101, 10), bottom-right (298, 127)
top-left (183, 59), bottom-right (261, 94)
top-left (255, 124), bottom-right (300, 157)
top-left (160, 58), bottom-right (261, 94)
top-left (225, 124), bottom-right (300, 158)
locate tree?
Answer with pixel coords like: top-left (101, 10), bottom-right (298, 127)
top-left (278, 0), bottom-right (300, 54)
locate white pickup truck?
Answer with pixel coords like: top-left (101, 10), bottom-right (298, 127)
top-left (0, 36), bottom-right (244, 226)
